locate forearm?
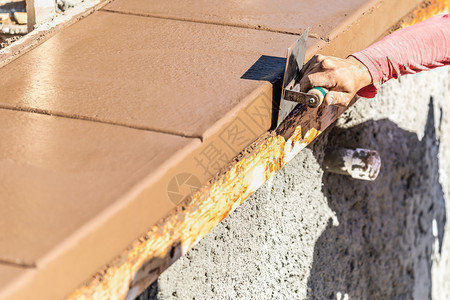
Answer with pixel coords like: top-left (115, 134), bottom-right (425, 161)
top-left (351, 13), bottom-right (450, 98)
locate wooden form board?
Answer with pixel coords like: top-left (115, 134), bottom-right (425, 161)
top-left (26, 0), bottom-right (55, 31)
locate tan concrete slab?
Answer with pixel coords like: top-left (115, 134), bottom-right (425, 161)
top-left (104, 0), bottom-right (370, 38)
top-left (0, 265), bottom-right (27, 298)
top-left (0, 109), bottom-right (201, 299)
top-left (0, 11), bottom-right (300, 138)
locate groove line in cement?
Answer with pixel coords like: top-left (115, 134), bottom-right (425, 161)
top-left (0, 105), bottom-right (203, 141)
top-left (0, 259), bottom-right (36, 269)
top-left (101, 8), bottom-right (324, 40)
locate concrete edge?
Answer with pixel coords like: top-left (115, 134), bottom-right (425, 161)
top-left (66, 1), bottom-right (448, 299)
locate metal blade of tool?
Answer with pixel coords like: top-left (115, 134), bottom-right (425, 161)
top-left (277, 28), bottom-right (309, 127)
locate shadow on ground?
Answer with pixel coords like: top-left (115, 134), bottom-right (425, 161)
top-left (136, 281), bottom-right (158, 300)
top-left (306, 98), bottom-right (446, 299)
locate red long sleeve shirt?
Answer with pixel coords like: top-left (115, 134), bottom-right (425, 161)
top-left (351, 13), bottom-right (450, 98)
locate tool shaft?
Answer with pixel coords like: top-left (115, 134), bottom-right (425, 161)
top-left (284, 87), bottom-right (328, 108)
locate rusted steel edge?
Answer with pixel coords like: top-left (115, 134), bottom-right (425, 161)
top-left (0, 0), bottom-right (113, 68)
top-left (69, 1), bottom-right (449, 299)
top-left (392, 0), bottom-right (449, 31)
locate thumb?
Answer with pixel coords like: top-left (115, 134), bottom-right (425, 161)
top-left (324, 91), bottom-right (352, 107)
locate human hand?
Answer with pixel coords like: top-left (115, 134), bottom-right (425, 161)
top-left (299, 55), bottom-right (372, 107)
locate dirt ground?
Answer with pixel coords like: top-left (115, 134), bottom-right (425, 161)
top-left (0, 0), bottom-right (82, 49)
top-left (139, 66), bottom-right (450, 299)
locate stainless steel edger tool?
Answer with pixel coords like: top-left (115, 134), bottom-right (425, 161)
top-left (277, 28), bottom-right (328, 127)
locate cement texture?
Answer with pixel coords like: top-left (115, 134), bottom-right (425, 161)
top-left (138, 66), bottom-right (450, 300)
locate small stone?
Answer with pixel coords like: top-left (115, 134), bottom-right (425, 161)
top-left (56, 0), bottom-right (83, 12)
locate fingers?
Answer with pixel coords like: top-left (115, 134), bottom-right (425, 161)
top-left (300, 71), bottom-right (337, 93)
top-left (323, 91), bottom-right (352, 107)
top-left (299, 55), bottom-right (320, 91)
top-left (300, 55), bottom-right (336, 92)
top-left (299, 69), bottom-right (323, 91)
top-left (298, 54), bottom-right (358, 107)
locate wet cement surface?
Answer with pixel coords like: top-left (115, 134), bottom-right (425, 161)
top-left (0, 109), bottom-right (195, 264)
top-left (139, 67), bottom-right (450, 299)
top-left (0, 109), bottom-right (200, 300)
top-left (0, 265), bottom-right (24, 292)
top-left (105, 0), bottom-right (374, 38)
top-left (0, 10), bottom-right (298, 138)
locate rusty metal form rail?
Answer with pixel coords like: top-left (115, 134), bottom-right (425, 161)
top-left (68, 1), bottom-right (450, 299)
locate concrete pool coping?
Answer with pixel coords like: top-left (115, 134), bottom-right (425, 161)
top-left (0, 0), bottom-right (448, 299)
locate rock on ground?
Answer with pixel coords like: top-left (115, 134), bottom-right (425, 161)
top-left (56, 0), bottom-right (83, 12)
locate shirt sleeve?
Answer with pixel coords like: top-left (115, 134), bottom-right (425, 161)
top-left (351, 13), bottom-right (450, 98)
